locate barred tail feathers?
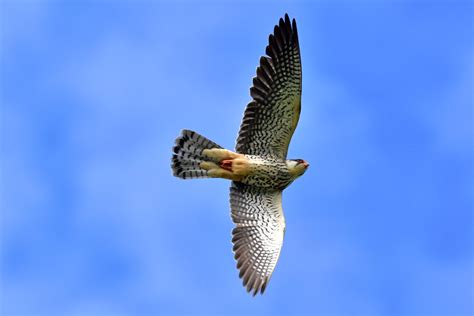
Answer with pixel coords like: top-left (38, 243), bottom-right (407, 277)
top-left (171, 129), bottom-right (223, 179)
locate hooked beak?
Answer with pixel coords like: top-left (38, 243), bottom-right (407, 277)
top-left (303, 161), bottom-right (309, 168)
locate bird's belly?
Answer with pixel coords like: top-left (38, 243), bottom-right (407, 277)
top-left (239, 156), bottom-right (291, 189)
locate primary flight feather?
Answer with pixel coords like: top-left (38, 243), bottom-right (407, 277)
top-left (171, 13), bottom-right (308, 296)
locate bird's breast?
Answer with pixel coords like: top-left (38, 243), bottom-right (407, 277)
top-left (239, 155), bottom-right (292, 190)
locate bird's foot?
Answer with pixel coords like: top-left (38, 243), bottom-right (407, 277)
top-left (202, 148), bottom-right (243, 161)
top-left (200, 161), bottom-right (243, 181)
top-left (228, 158), bottom-right (251, 176)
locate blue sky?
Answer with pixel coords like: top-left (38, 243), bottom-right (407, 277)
top-left (1, 1), bottom-right (473, 315)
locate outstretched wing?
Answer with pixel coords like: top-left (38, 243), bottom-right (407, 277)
top-left (230, 182), bottom-right (286, 295)
top-left (236, 14), bottom-right (302, 160)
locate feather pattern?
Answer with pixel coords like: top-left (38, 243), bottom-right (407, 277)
top-left (236, 14), bottom-right (302, 159)
top-left (171, 129), bottom-right (222, 179)
top-left (230, 182), bottom-right (285, 296)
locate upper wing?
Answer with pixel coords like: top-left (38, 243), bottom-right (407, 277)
top-left (230, 182), bottom-right (286, 295)
top-left (236, 14), bottom-right (302, 159)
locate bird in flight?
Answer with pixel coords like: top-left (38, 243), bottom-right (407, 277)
top-left (171, 14), bottom-right (308, 296)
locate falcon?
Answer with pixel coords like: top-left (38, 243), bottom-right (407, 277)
top-left (171, 14), bottom-right (308, 295)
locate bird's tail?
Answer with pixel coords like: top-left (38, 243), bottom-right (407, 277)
top-left (171, 129), bottom-right (223, 179)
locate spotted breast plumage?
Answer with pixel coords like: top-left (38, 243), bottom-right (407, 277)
top-left (171, 14), bottom-right (308, 296)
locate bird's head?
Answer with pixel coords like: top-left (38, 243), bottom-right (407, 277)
top-left (287, 159), bottom-right (309, 179)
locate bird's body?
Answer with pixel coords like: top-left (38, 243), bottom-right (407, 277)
top-left (239, 155), bottom-right (293, 189)
top-left (171, 14), bottom-right (308, 295)
top-left (210, 152), bottom-right (296, 189)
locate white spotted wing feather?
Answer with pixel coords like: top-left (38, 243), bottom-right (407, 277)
top-left (236, 14), bottom-right (302, 159)
top-left (230, 183), bottom-right (285, 295)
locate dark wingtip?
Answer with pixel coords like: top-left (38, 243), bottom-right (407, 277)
top-left (252, 290), bottom-right (258, 297)
top-left (292, 18), bottom-right (298, 44)
top-left (279, 17), bottom-right (285, 28)
top-left (260, 281), bottom-right (267, 294)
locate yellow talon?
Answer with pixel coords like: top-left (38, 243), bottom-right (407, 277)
top-left (232, 158), bottom-right (251, 176)
top-left (200, 161), bottom-right (219, 170)
top-left (203, 148), bottom-right (244, 161)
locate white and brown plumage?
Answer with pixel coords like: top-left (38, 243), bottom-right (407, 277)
top-left (171, 14), bottom-right (308, 295)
